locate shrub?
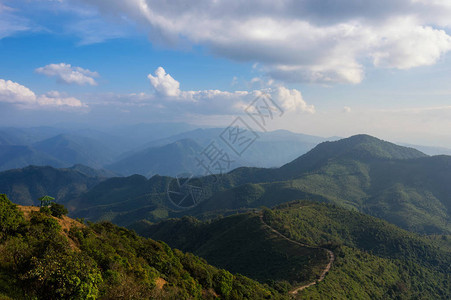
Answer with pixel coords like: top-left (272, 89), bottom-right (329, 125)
top-left (50, 203), bottom-right (68, 219)
top-left (0, 194), bottom-right (25, 240)
top-left (39, 206), bottom-right (51, 215)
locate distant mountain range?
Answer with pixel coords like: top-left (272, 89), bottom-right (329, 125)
top-left (137, 128), bottom-right (327, 168)
top-left (0, 125), bottom-right (333, 175)
top-left (107, 139), bottom-right (211, 177)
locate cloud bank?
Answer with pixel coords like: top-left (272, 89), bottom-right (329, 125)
top-left (143, 67), bottom-right (314, 115)
top-left (0, 79), bottom-right (86, 109)
top-left (36, 63), bottom-right (99, 86)
top-left (73, 0), bottom-right (451, 84)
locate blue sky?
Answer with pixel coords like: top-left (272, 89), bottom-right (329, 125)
top-left (1, 0), bottom-right (451, 147)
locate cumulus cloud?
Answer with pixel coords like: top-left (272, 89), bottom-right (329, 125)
top-left (275, 87), bottom-right (315, 114)
top-left (370, 18), bottom-right (451, 69)
top-left (36, 63), bottom-right (99, 86)
top-left (142, 67), bottom-right (314, 115)
top-left (0, 79), bottom-right (36, 105)
top-left (91, 67), bottom-right (315, 119)
top-left (0, 79), bottom-right (86, 109)
top-left (148, 67), bottom-right (180, 97)
top-left (73, 0), bottom-right (451, 84)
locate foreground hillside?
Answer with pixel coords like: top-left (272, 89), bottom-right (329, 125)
top-left (135, 201), bottom-right (450, 299)
top-left (133, 212), bottom-right (330, 293)
top-left (0, 194), bottom-right (282, 299)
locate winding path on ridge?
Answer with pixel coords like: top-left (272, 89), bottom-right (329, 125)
top-left (258, 212), bottom-right (335, 295)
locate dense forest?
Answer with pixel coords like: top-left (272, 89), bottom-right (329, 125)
top-left (0, 194), bottom-right (283, 299)
top-left (136, 201), bottom-right (450, 299)
top-left (263, 201), bottom-right (450, 299)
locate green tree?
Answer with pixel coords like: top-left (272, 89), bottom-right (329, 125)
top-left (0, 194), bottom-right (24, 240)
top-left (24, 251), bottom-right (102, 299)
top-left (213, 270), bottom-right (233, 297)
top-left (38, 196), bottom-right (55, 207)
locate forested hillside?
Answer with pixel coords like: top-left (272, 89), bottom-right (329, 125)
top-left (0, 194), bottom-right (282, 299)
top-left (136, 201), bottom-right (450, 299)
top-left (69, 135), bottom-right (451, 235)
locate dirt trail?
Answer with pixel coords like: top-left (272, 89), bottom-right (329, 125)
top-left (258, 213), bottom-right (335, 295)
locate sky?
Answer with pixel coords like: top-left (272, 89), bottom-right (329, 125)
top-left (1, 0), bottom-right (451, 147)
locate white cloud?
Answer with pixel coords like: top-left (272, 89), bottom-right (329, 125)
top-left (0, 79), bottom-right (36, 105)
top-left (370, 18), bottom-right (451, 69)
top-left (35, 63), bottom-right (99, 86)
top-left (0, 79), bottom-right (86, 109)
top-left (72, 0), bottom-right (451, 84)
top-left (92, 67), bottom-right (315, 118)
top-left (275, 87), bottom-right (315, 114)
top-left (37, 91), bottom-right (86, 108)
top-left (147, 67), bottom-right (180, 97)
top-left (142, 67), bottom-right (314, 115)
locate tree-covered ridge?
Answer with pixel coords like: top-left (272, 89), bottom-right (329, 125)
top-left (193, 136), bottom-right (450, 234)
top-left (63, 134), bottom-right (451, 235)
top-left (263, 201), bottom-right (450, 299)
top-left (0, 194), bottom-right (283, 299)
top-left (0, 165), bottom-right (109, 206)
top-left (136, 201), bottom-right (450, 299)
top-left (279, 134), bottom-right (427, 177)
top-left (133, 213), bottom-right (330, 293)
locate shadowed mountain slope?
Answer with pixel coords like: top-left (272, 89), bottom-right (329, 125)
top-left (0, 165), bottom-right (110, 206)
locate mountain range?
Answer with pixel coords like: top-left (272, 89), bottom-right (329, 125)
top-left (0, 133), bottom-right (450, 298)
top-left (4, 133), bottom-right (446, 235)
top-left (67, 134), bottom-right (450, 235)
top-left (0, 125), bottom-right (332, 175)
